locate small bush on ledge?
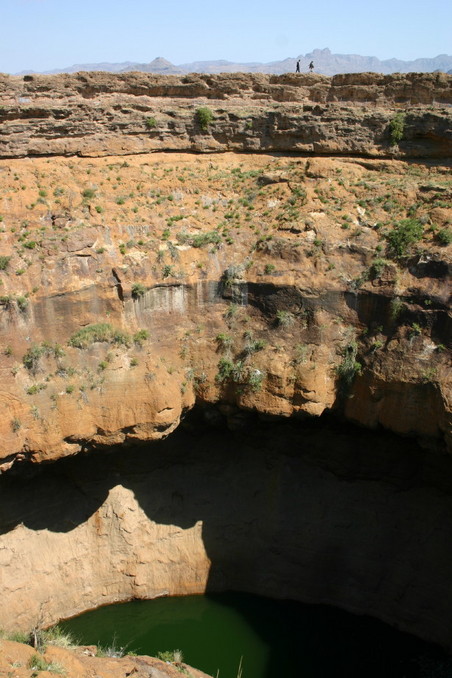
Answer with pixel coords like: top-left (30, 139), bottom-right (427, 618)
top-left (385, 218), bottom-right (423, 258)
top-left (336, 342), bottom-right (362, 391)
top-left (133, 329), bottom-right (149, 345)
top-left (69, 323), bottom-right (130, 349)
top-left (436, 228), bottom-right (452, 246)
top-left (131, 282), bottom-right (146, 298)
top-left (388, 112), bottom-right (405, 146)
top-left (23, 342), bottom-right (64, 373)
top-left (215, 357), bottom-right (265, 392)
top-left (0, 255), bottom-right (11, 271)
top-left (195, 106), bottom-right (214, 131)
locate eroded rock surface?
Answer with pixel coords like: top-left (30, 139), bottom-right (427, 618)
top-left (0, 72), bottom-right (451, 158)
top-left (2, 420), bottom-right (452, 650)
top-left (0, 73), bottom-right (450, 654)
top-left (0, 639), bottom-right (212, 678)
top-left (0, 152), bottom-right (450, 465)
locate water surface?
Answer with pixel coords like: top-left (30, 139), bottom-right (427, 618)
top-left (60, 592), bottom-right (449, 678)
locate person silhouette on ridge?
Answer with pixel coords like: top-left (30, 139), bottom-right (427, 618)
top-left (296, 60), bottom-right (300, 73)
top-left (309, 61), bottom-right (314, 72)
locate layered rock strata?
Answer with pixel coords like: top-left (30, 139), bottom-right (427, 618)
top-left (0, 73), bottom-right (450, 653)
top-left (0, 72), bottom-right (451, 158)
top-left (0, 151), bottom-right (450, 464)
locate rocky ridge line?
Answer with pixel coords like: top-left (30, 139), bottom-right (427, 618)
top-left (0, 72), bottom-right (451, 159)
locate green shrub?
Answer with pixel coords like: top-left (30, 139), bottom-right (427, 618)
top-left (23, 342), bottom-right (65, 371)
top-left (216, 333), bottom-right (233, 351)
top-left (27, 653), bottom-right (64, 673)
top-left (51, 343), bottom-right (66, 359)
top-left (275, 310), bottom-right (294, 327)
top-left (215, 357), bottom-right (264, 392)
top-left (26, 383), bottom-right (47, 395)
top-left (28, 654), bottom-right (48, 671)
top-left (336, 342), bottom-right (362, 389)
top-left (145, 117), bottom-right (157, 129)
top-left (195, 107), bottom-right (214, 131)
top-left (0, 295), bottom-right (13, 307)
top-left (82, 188), bottom-right (96, 200)
top-left (244, 337), bottom-right (266, 355)
top-left (389, 296), bottom-right (405, 320)
top-left (224, 303), bottom-right (238, 320)
top-left (16, 296), bottom-right (28, 312)
top-left (0, 629), bottom-right (30, 643)
top-left (368, 257), bottom-right (390, 279)
top-left (247, 368), bottom-right (264, 391)
top-left (388, 112), bottom-right (405, 146)
top-left (23, 344), bottom-right (46, 371)
top-left (292, 343), bottom-right (308, 365)
top-left (436, 228), bottom-right (452, 246)
top-left (157, 650), bottom-right (183, 663)
top-left (69, 323), bottom-right (130, 349)
top-left (95, 638), bottom-right (126, 658)
top-left (133, 329), bottom-right (149, 345)
top-left (162, 265), bottom-right (174, 278)
top-left (385, 218), bottom-right (423, 257)
top-left (0, 255), bottom-right (11, 270)
top-left (131, 283), bottom-right (146, 298)
top-left (190, 231), bottom-right (222, 248)
top-left (40, 625), bottom-right (78, 649)
top-left (216, 357), bottom-right (235, 382)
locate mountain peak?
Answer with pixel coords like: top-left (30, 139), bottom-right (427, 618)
top-left (149, 57), bottom-right (174, 67)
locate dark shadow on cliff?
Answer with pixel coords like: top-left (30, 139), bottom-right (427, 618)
top-left (2, 409), bottom-right (452, 675)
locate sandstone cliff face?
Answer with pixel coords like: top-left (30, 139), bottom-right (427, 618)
top-left (0, 150), bottom-right (450, 465)
top-left (2, 421), bottom-right (452, 651)
top-left (0, 73), bottom-right (450, 652)
top-left (0, 72), bottom-right (451, 159)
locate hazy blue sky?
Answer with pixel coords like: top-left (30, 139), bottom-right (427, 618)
top-left (2, 0), bottom-right (451, 73)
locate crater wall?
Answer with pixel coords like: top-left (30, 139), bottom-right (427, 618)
top-left (2, 419), bottom-right (452, 650)
top-left (0, 72), bottom-right (451, 158)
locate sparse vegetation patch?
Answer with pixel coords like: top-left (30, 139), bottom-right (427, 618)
top-left (69, 323), bottom-right (130, 348)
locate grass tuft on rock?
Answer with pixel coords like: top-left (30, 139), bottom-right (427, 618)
top-left (68, 323), bottom-right (130, 349)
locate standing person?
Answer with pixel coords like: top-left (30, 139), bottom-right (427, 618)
top-left (309, 61), bottom-right (314, 72)
top-left (296, 60), bottom-right (300, 73)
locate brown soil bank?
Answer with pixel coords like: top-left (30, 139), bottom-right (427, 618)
top-left (2, 414), bottom-right (452, 651)
top-left (0, 72), bottom-right (451, 158)
top-left (0, 638), bottom-right (211, 678)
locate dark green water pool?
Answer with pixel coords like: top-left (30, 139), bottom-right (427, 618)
top-left (60, 593), bottom-right (449, 678)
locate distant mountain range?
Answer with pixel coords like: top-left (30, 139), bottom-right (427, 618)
top-left (14, 48), bottom-right (452, 76)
